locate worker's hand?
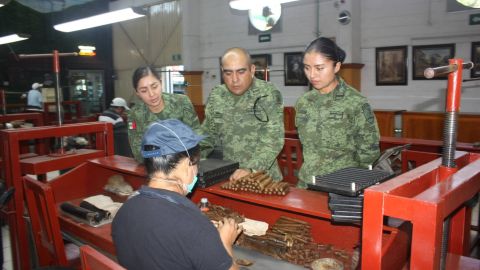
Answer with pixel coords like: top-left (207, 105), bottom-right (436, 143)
top-left (229, 168), bottom-right (251, 181)
top-left (217, 218), bottom-right (242, 247)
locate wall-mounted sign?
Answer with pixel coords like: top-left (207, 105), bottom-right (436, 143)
top-left (258, 34), bottom-right (271, 43)
top-left (469, 13), bottom-right (480, 25)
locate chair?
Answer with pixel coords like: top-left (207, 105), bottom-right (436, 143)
top-left (276, 138), bottom-right (303, 186)
top-left (23, 175), bottom-right (79, 268)
top-left (80, 245), bottom-right (125, 270)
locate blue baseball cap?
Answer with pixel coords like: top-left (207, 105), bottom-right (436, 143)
top-left (141, 119), bottom-right (204, 158)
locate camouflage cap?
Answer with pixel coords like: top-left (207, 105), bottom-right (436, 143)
top-left (141, 119), bottom-right (204, 158)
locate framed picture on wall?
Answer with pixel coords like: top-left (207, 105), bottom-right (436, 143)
top-left (375, 46), bottom-right (408, 85)
top-left (471, 42), bottom-right (480, 78)
top-left (284, 52), bottom-right (308, 86)
top-left (251, 54), bottom-right (271, 81)
top-left (412, 44), bottom-right (455, 80)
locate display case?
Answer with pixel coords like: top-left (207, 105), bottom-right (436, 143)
top-left (68, 70), bottom-right (105, 116)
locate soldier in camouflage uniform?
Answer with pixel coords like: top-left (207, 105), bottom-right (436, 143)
top-left (295, 37), bottom-right (380, 188)
top-left (202, 48), bottom-right (284, 181)
top-left (128, 66), bottom-right (203, 163)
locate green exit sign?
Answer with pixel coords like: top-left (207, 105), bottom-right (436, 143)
top-left (258, 34), bottom-right (271, 43)
top-left (470, 13), bottom-right (480, 25)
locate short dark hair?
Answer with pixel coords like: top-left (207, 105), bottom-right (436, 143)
top-left (143, 145), bottom-right (200, 180)
top-left (132, 66), bottom-right (161, 90)
top-left (304, 37), bottom-right (346, 64)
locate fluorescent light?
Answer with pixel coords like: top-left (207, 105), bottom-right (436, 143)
top-left (78, 45), bottom-right (96, 51)
top-left (0, 34), bottom-right (30, 45)
top-left (54, 7), bottom-right (146, 32)
top-left (456, 0), bottom-right (480, 8)
top-left (229, 0), bottom-right (299, 10)
top-left (0, 0), bottom-right (10, 8)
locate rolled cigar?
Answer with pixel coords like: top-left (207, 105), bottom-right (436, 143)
top-left (278, 216), bottom-right (310, 225)
top-left (258, 177), bottom-right (272, 190)
top-left (255, 174), bottom-right (269, 183)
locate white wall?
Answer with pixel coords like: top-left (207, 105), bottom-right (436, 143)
top-left (182, 0), bottom-right (480, 111)
top-left (185, 0), bottom-right (325, 106)
top-left (110, 0), bottom-right (183, 104)
top-left (361, 0), bottom-right (480, 113)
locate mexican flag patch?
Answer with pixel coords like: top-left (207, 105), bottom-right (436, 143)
top-left (128, 121), bottom-right (136, 130)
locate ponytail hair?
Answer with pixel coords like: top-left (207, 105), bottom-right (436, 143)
top-left (304, 37), bottom-right (346, 64)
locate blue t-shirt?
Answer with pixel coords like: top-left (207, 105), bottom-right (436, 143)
top-left (112, 186), bottom-right (232, 270)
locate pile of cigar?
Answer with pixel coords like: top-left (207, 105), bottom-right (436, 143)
top-left (237, 216), bottom-right (356, 269)
top-left (221, 171), bottom-right (290, 196)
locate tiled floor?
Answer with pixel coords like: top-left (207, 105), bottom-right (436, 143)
top-left (2, 225), bottom-right (12, 270)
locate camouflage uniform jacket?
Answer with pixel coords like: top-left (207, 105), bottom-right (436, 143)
top-left (127, 93), bottom-right (202, 163)
top-left (295, 77), bottom-right (380, 188)
top-left (201, 78), bottom-right (285, 180)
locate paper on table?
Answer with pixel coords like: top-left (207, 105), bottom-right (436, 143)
top-left (239, 218), bottom-right (269, 236)
top-left (83, 194), bottom-right (122, 218)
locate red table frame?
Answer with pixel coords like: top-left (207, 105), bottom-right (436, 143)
top-left (48, 156), bottom-right (409, 269)
top-left (1, 122), bottom-right (114, 270)
top-left (362, 151), bottom-right (480, 269)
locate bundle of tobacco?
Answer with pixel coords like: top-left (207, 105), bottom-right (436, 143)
top-left (202, 204), bottom-right (245, 224)
top-left (237, 216), bottom-right (355, 269)
top-left (221, 171), bottom-right (290, 196)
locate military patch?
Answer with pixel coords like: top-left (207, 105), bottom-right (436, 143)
top-left (362, 103), bottom-right (374, 124)
top-left (334, 91), bottom-right (345, 101)
top-left (128, 121), bottom-right (136, 130)
top-left (328, 111), bottom-right (344, 120)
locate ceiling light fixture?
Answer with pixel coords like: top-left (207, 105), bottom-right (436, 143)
top-left (0, 33), bottom-right (30, 45)
top-left (0, 0), bottom-right (10, 8)
top-left (54, 7), bottom-right (146, 32)
top-left (229, 0), bottom-right (299, 11)
top-left (78, 45), bottom-right (96, 56)
top-left (456, 0), bottom-right (480, 8)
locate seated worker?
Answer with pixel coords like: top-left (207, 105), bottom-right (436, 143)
top-left (99, 97), bottom-right (133, 157)
top-left (98, 97), bottom-right (130, 128)
top-left (112, 119), bottom-right (241, 270)
top-left (127, 66), bottom-right (204, 163)
top-left (26, 82), bottom-right (43, 111)
top-left (201, 47), bottom-right (284, 181)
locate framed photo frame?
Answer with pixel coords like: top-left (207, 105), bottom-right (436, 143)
top-left (471, 42), bottom-right (480, 78)
top-left (375, 46), bottom-right (407, 85)
top-left (412, 44), bottom-right (455, 80)
top-left (251, 54), bottom-right (271, 81)
top-left (284, 52), bottom-right (308, 86)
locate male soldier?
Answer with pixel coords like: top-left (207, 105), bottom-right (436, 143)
top-left (201, 47), bottom-right (284, 181)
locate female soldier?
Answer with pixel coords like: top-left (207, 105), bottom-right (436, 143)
top-left (127, 66), bottom-right (204, 163)
top-left (295, 37), bottom-right (380, 188)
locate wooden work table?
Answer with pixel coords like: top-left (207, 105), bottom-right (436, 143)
top-left (48, 155), bottom-right (409, 269)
